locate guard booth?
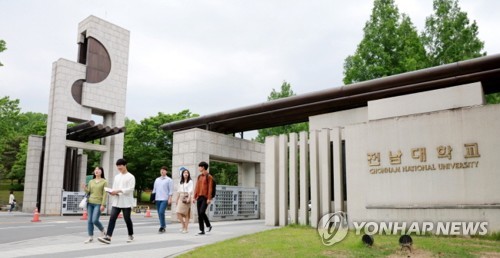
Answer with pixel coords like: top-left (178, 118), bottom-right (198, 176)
top-left (208, 185), bottom-right (259, 221)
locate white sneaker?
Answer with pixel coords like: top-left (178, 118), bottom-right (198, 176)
top-left (127, 235), bottom-right (134, 243)
top-left (84, 237), bottom-right (93, 244)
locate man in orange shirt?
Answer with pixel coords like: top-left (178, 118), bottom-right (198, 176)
top-left (193, 161), bottom-right (213, 235)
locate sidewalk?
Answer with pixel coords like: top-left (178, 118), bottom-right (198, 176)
top-left (0, 210), bottom-right (277, 258)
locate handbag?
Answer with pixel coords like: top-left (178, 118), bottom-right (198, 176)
top-left (180, 183), bottom-right (190, 204)
top-left (150, 192), bottom-right (156, 203)
top-left (79, 196), bottom-right (88, 209)
top-left (182, 192), bottom-right (190, 204)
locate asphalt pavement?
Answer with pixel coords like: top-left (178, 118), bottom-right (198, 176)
top-left (0, 210), bottom-right (276, 258)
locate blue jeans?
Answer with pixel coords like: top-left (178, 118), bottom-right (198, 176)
top-left (87, 203), bottom-right (104, 236)
top-left (156, 200), bottom-right (168, 228)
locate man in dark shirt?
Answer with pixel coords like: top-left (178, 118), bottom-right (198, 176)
top-left (193, 161), bottom-right (213, 235)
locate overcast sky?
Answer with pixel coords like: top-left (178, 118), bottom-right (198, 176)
top-left (1, 1), bottom-right (499, 130)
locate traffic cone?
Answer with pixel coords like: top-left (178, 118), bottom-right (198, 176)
top-left (145, 206), bottom-right (151, 218)
top-left (80, 210), bottom-right (88, 220)
top-left (31, 208), bottom-right (41, 222)
top-left (118, 212), bottom-right (123, 218)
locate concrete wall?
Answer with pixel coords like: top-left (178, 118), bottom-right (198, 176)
top-left (23, 136), bottom-right (44, 212)
top-left (309, 107), bottom-right (367, 131)
top-left (368, 82), bottom-right (484, 121)
top-left (345, 103), bottom-right (500, 230)
top-left (172, 128), bottom-right (265, 220)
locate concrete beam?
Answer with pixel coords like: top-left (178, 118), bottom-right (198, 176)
top-left (65, 140), bottom-right (108, 152)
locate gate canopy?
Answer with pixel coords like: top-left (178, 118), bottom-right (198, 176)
top-left (66, 120), bottom-right (125, 142)
top-left (160, 54), bottom-right (500, 134)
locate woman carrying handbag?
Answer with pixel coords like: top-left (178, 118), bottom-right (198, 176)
top-left (82, 166), bottom-right (108, 243)
top-left (176, 168), bottom-right (193, 233)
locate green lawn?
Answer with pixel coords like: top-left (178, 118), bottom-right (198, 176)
top-left (179, 225), bottom-right (500, 258)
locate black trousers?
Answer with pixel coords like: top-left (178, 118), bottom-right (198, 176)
top-left (197, 196), bottom-right (211, 232)
top-left (107, 207), bottom-right (133, 237)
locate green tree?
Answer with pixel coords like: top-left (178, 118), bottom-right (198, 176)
top-left (0, 97), bottom-right (47, 182)
top-left (421, 0), bottom-right (485, 67)
top-left (0, 39), bottom-right (6, 66)
top-left (0, 97), bottom-right (21, 141)
top-left (9, 140), bottom-right (28, 185)
top-left (83, 150), bottom-right (102, 177)
top-left (486, 94), bottom-right (500, 104)
top-left (396, 14), bottom-right (428, 73)
top-left (0, 97), bottom-right (22, 179)
top-left (343, 0), bottom-right (426, 84)
top-left (123, 110), bottom-right (198, 198)
top-left (1, 111), bottom-right (47, 183)
top-left (421, 0), bottom-right (494, 103)
top-left (255, 81), bottom-right (308, 143)
top-left (209, 161), bottom-right (238, 186)
top-left (7, 112), bottom-right (47, 183)
top-left (16, 112), bottom-right (47, 136)
top-left (1, 136), bottom-right (22, 182)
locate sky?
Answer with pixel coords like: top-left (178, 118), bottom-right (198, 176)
top-left (1, 0), bottom-right (499, 136)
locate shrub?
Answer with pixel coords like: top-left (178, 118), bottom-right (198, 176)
top-left (9, 184), bottom-right (24, 191)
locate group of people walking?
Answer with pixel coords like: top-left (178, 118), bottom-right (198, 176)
top-left (82, 159), bottom-right (215, 244)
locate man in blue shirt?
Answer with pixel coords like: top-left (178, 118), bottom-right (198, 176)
top-left (152, 166), bottom-right (173, 233)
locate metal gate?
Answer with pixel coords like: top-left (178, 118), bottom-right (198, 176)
top-left (208, 185), bottom-right (259, 221)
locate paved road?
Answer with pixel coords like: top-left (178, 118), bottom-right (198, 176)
top-left (0, 211), bottom-right (275, 258)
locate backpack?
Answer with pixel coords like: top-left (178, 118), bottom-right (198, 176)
top-left (210, 176), bottom-right (217, 199)
top-left (203, 174), bottom-right (217, 199)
